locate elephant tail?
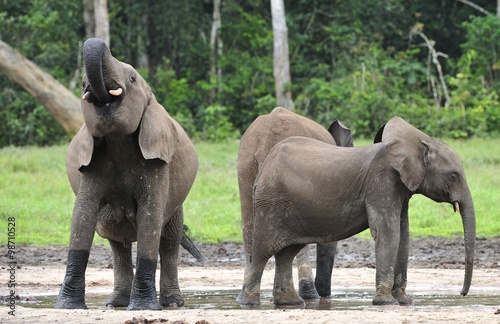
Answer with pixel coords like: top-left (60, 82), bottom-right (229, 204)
top-left (181, 225), bottom-right (204, 262)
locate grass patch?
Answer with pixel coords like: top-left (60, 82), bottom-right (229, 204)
top-left (0, 137), bottom-right (498, 246)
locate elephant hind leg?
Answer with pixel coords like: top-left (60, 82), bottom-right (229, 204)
top-left (238, 249), bottom-right (272, 306)
top-left (106, 239), bottom-right (133, 307)
top-left (274, 244), bottom-right (306, 306)
top-left (314, 241), bottom-right (337, 297)
top-left (296, 244), bottom-right (320, 300)
top-left (159, 208), bottom-right (184, 307)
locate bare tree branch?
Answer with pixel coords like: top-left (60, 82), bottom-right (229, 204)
top-left (456, 0), bottom-right (492, 16)
top-left (0, 40), bottom-right (83, 133)
top-left (410, 25), bottom-right (450, 109)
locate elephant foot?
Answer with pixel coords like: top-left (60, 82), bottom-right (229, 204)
top-left (298, 279), bottom-right (320, 300)
top-left (372, 285), bottom-right (399, 306)
top-left (315, 279), bottom-right (332, 297)
top-left (55, 295), bottom-right (87, 309)
top-left (236, 285), bottom-right (261, 306)
top-left (106, 293), bottom-right (130, 308)
top-left (160, 293), bottom-right (185, 307)
top-left (274, 287), bottom-right (305, 306)
top-left (392, 288), bottom-right (413, 306)
top-left (55, 286), bottom-right (87, 309)
top-left (274, 296), bottom-right (305, 306)
top-left (126, 297), bottom-right (162, 311)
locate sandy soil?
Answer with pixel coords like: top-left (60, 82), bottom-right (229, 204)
top-left (2, 237), bottom-right (500, 323)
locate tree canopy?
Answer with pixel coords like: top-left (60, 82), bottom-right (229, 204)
top-left (0, 0), bottom-right (499, 147)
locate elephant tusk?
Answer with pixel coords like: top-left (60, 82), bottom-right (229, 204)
top-left (109, 88), bottom-right (123, 96)
top-left (453, 201), bottom-right (460, 213)
top-left (82, 91), bottom-right (91, 100)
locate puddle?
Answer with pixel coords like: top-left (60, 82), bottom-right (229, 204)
top-left (17, 289), bottom-right (500, 311)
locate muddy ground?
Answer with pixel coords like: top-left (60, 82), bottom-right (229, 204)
top-left (3, 236), bottom-right (500, 323)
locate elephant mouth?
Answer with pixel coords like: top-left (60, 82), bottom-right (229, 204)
top-left (82, 83), bottom-right (124, 107)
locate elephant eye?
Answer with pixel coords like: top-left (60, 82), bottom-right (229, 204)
top-left (449, 173), bottom-right (458, 182)
top-left (129, 74), bottom-right (137, 83)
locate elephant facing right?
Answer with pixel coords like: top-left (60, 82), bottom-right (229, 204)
top-left (238, 116), bottom-right (475, 306)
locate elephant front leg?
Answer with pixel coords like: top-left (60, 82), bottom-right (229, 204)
top-left (55, 195), bottom-right (98, 309)
top-left (295, 245), bottom-right (320, 300)
top-left (369, 208), bottom-right (400, 306)
top-left (106, 239), bottom-right (133, 307)
top-left (392, 204), bottom-right (413, 306)
top-left (159, 209), bottom-right (184, 307)
top-left (55, 250), bottom-right (91, 309)
top-left (314, 242), bottom-right (337, 297)
top-left (127, 213), bottom-right (162, 311)
top-left (274, 245), bottom-right (306, 305)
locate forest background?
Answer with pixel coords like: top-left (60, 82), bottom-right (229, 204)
top-left (1, 1), bottom-right (500, 244)
top-left (1, 0), bottom-right (500, 147)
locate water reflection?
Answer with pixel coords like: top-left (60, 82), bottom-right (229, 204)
top-left (18, 289), bottom-right (499, 311)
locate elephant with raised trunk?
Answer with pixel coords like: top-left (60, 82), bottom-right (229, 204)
top-left (237, 107), bottom-right (352, 301)
top-left (238, 116), bottom-right (475, 306)
top-left (55, 38), bottom-right (199, 310)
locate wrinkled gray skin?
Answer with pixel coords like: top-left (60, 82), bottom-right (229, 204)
top-left (55, 38), bottom-right (198, 311)
top-left (236, 107), bottom-right (353, 302)
top-left (239, 116), bottom-right (475, 306)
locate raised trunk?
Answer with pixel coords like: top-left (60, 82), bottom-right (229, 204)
top-left (83, 38), bottom-right (113, 103)
top-left (459, 192), bottom-right (476, 296)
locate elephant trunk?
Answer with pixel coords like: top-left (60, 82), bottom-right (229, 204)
top-left (459, 191), bottom-right (475, 296)
top-left (83, 38), bottom-right (113, 103)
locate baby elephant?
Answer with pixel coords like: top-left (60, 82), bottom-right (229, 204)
top-left (238, 116), bottom-right (475, 306)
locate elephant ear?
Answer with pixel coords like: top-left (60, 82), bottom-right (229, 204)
top-left (68, 124), bottom-right (95, 170)
top-left (138, 98), bottom-right (176, 163)
top-left (328, 120), bottom-right (353, 147)
top-left (378, 116), bottom-right (433, 191)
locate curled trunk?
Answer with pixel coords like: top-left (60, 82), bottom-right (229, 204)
top-left (83, 38), bottom-right (113, 103)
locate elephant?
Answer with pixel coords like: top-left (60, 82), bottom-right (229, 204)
top-left (55, 38), bottom-right (199, 311)
top-left (236, 107), bottom-right (353, 301)
top-left (238, 116), bottom-right (475, 306)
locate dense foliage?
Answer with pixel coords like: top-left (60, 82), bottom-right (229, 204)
top-left (0, 0), bottom-right (499, 146)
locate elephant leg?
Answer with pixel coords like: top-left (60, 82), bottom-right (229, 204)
top-left (238, 243), bottom-right (272, 306)
top-left (274, 244), bottom-right (306, 305)
top-left (106, 239), bottom-right (133, 307)
top-left (55, 194), bottom-right (99, 309)
top-left (392, 202), bottom-right (413, 306)
top-left (236, 177), bottom-right (255, 303)
top-left (369, 207), bottom-right (400, 306)
top-left (314, 241), bottom-right (337, 297)
top-left (296, 245), bottom-right (320, 300)
top-left (127, 210), bottom-right (162, 311)
top-left (159, 208), bottom-right (184, 307)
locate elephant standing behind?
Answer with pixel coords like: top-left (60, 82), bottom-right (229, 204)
top-left (55, 38), bottom-right (199, 311)
top-left (238, 116), bottom-right (475, 306)
top-left (237, 107), bottom-right (352, 301)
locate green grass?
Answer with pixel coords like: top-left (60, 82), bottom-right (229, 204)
top-left (0, 138), bottom-right (498, 246)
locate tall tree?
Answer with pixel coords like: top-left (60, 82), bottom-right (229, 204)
top-left (270, 0), bottom-right (294, 110)
top-left (209, 0), bottom-right (223, 103)
top-left (94, 0), bottom-right (110, 46)
top-left (0, 40), bottom-right (83, 133)
top-left (83, 0), bottom-right (95, 39)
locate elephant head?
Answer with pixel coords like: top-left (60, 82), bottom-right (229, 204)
top-left (76, 38), bottom-right (174, 169)
top-left (375, 116), bottom-right (475, 296)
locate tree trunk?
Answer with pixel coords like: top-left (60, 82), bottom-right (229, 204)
top-left (83, 0), bottom-right (95, 39)
top-left (94, 0), bottom-right (110, 46)
top-left (0, 40), bottom-right (83, 133)
top-left (270, 0), bottom-right (294, 111)
top-left (136, 13), bottom-right (150, 70)
top-left (209, 0), bottom-right (223, 103)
